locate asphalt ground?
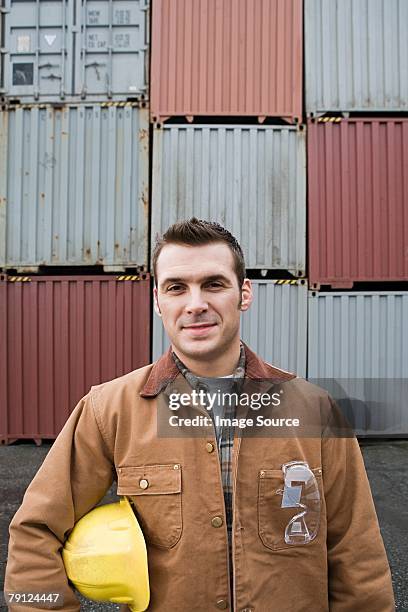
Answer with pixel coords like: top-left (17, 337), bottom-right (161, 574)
top-left (0, 440), bottom-right (407, 611)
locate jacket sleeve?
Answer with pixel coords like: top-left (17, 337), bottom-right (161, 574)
top-left (4, 391), bottom-right (115, 611)
top-left (322, 398), bottom-right (395, 611)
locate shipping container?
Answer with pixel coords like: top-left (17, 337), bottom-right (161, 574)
top-left (153, 280), bottom-right (308, 377)
top-left (152, 124), bottom-right (306, 274)
top-left (0, 274), bottom-right (151, 443)
top-left (0, 5), bottom-right (4, 89)
top-left (1, 0), bottom-right (149, 103)
top-left (151, 0), bottom-right (302, 123)
top-left (308, 291), bottom-right (408, 436)
top-left (308, 118), bottom-right (408, 288)
top-left (305, 0), bottom-right (408, 114)
top-left (0, 104), bottom-right (149, 270)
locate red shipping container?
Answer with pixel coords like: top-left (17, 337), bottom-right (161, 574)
top-left (151, 0), bottom-right (303, 124)
top-left (308, 118), bottom-right (408, 288)
top-left (0, 275), bottom-right (151, 443)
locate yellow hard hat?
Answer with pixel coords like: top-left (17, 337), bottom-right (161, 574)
top-left (62, 497), bottom-right (149, 611)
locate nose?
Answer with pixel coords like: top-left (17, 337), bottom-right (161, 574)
top-left (184, 288), bottom-right (208, 315)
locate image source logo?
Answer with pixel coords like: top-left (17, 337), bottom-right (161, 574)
top-left (151, 374), bottom-right (408, 438)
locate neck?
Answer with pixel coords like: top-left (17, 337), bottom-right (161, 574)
top-left (172, 339), bottom-right (241, 377)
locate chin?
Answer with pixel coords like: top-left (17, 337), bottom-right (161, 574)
top-left (175, 338), bottom-right (219, 359)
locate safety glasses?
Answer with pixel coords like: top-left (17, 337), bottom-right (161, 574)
top-left (279, 460), bottom-right (321, 545)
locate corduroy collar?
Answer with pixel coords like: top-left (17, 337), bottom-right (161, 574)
top-left (140, 341), bottom-right (296, 398)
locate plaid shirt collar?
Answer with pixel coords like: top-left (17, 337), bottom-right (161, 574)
top-left (140, 341), bottom-right (296, 398)
top-left (171, 343), bottom-right (246, 391)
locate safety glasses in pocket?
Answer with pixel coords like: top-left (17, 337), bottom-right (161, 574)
top-left (278, 460), bottom-right (321, 545)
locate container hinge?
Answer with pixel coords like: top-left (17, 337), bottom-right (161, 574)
top-left (41, 73), bottom-right (62, 81)
top-left (85, 61), bottom-right (106, 68)
top-left (39, 62), bottom-right (60, 70)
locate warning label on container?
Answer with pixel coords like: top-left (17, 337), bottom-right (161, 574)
top-left (13, 62), bottom-right (34, 85)
top-left (44, 34), bottom-right (57, 47)
top-left (17, 35), bottom-right (30, 53)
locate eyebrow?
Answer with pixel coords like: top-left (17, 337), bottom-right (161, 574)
top-left (159, 274), bottom-right (231, 289)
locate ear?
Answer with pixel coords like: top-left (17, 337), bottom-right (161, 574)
top-left (240, 279), bottom-right (253, 311)
top-left (153, 286), bottom-right (162, 316)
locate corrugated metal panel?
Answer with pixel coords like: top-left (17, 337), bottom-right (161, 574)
top-left (151, 0), bottom-right (303, 123)
top-left (308, 118), bottom-right (408, 288)
top-left (153, 280), bottom-right (307, 377)
top-left (0, 104), bottom-right (149, 269)
top-left (305, 0), bottom-right (408, 113)
top-left (152, 124), bottom-right (306, 273)
top-left (308, 291), bottom-right (408, 435)
top-left (1, 0), bottom-right (149, 102)
top-left (0, 274), bottom-right (151, 443)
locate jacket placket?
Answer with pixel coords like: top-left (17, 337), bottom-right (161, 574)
top-left (184, 388), bottom-right (233, 609)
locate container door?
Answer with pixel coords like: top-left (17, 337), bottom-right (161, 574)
top-left (1, 3), bottom-right (5, 91)
top-left (74, 0), bottom-right (148, 100)
top-left (3, 0), bottom-right (72, 101)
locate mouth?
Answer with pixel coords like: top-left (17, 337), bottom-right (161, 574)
top-left (182, 322), bottom-right (218, 336)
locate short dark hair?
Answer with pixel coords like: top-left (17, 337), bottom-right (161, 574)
top-left (153, 218), bottom-right (246, 287)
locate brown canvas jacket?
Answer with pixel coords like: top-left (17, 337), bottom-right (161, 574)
top-left (5, 343), bottom-right (395, 611)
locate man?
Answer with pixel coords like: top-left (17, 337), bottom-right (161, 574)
top-left (5, 218), bottom-right (395, 611)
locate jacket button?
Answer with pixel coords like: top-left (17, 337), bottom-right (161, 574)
top-left (139, 478), bottom-right (149, 490)
top-left (211, 516), bottom-right (223, 528)
top-left (206, 442), bottom-right (215, 453)
top-left (216, 600), bottom-right (228, 609)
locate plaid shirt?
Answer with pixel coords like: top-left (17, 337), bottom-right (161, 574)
top-left (171, 345), bottom-right (246, 607)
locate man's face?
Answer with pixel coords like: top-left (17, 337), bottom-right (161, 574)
top-left (154, 242), bottom-right (252, 362)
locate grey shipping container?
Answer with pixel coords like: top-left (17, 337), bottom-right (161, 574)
top-left (305, 0), bottom-right (408, 113)
top-left (151, 124), bottom-right (306, 274)
top-left (1, 0), bottom-right (149, 103)
top-left (308, 291), bottom-right (408, 436)
top-left (153, 280), bottom-right (307, 377)
top-left (0, 104), bottom-right (149, 270)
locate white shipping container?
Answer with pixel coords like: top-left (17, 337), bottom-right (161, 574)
top-left (305, 0), bottom-right (408, 113)
top-left (0, 104), bottom-right (149, 269)
top-left (1, 0), bottom-right (149, 102)
top-left (308, 291), bottom-right (408, 435)
top-left (151, 124), bottom-right (306, 274)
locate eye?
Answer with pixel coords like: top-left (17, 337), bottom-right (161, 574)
top-left (167, 284), bottom-right (184, 292)
top-left (207, 281), bottom-right (224, 289)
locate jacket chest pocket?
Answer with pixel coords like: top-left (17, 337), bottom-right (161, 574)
top-left (257, 466), bottom-right (323, 551)
top-left (117, 463), bottom-right (182, 549)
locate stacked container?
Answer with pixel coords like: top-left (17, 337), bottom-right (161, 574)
top-left (0, 274), bottom-right (150, 443)
top-left (305, 0), bottom-right (408, 435)
top-left (2, 1), bottom-right (407, 440)
top-left (308, 290), bottom-right (408, 436)
top-left (0, 0), bottom-right (151, 442)
top-left (150, 0), bottom-right (307, 376)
